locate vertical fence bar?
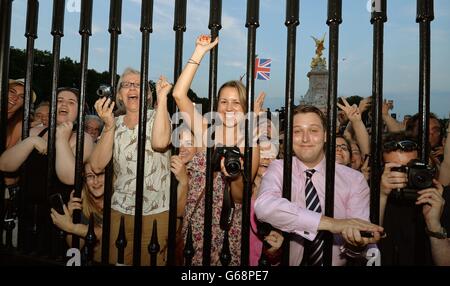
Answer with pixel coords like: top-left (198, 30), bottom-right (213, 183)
top-left (102, 0), bottom-right (122, 265)
top-left (416, 0), bottom-right (434, 162)
top-left (369, 0), bottom-right (387, 226)
top-left (42, 0), bottom-right (65, 255)
top-left (324, 0), bottom-right (341, 266)
top-left (0, 0), bottom-right (14, 250)
top-left (281, 0), bottom-right (300, 266)
top-left (71, 0), bottom-right (93, 249)
top-left (148, 219), bottom-right (160, 266)
top-left (22, 0), bottom-right (39, 139)
top-left (133, 0), bottom-right (153, 266)
top-left (202, 0), bottom-right (222, 266)
top-left (47, 0), bottom-right (65, 196)
top-left (166, 0), bottom-right (186, 266)
top-left (116, 215), bottom-right (127, 265)
top-left (242, 0), bottom-right (259, 266)
top-left (84, 213), bottom-right (96, 265)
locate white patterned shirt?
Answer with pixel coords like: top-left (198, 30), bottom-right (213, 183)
top-left (111, 109), bottom-right (171, 215)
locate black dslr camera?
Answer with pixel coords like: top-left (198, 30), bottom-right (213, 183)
top-left (391, 159), bottom-right (436, 200)
top-left (213, 146), bottom-right (243, 178)
top-left (96, 84), bottom-right (113, 99)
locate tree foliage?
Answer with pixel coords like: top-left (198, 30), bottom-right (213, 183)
top-left (9, 47), bottom-right (208, 115)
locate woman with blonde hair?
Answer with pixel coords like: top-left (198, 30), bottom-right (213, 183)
top-left (172, 34), bottom-right (260, 265)
top-left (50, 162), bottom-right (104, 261)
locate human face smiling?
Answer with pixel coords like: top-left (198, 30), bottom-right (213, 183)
top-left (85, 119), bottom-right (101, 140)
top-left (8, 84), bottom-right (24, 119)
top-left (351, 142), bottom-right (362, 170)
top-left (119, 73), bottom-right (141, 113)
top-left (335, 137), bottom-right (351, 166)
top-left (217, 87), bottom-right (245, 128)
top-left (178, 130), bottom-right (197, 164)
top-left (429, 118), bottom-right (441, 148)
top-left (292, 112), bottom-right (326, 168)
top-left (35, 105), bottom-right (49, 127)
top-left (56, 90), bottom-right (78, 124)
top-left (84, 163), bottom-right (104, 199)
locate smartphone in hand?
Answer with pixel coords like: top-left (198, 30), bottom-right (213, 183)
top-left (49, 193), bottom-right (65, 215)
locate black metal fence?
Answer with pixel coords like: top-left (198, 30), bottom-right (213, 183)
top-left (0, 0), bottom-right (434, 266)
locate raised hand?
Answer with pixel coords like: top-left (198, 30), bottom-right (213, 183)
top-left (170, 155), bottom-right (188, 185)
top-left (156, 75), bottom-right (173, 102)
top-left (417, 180), bottom-right (445, 231)
top-left (361, 155), bottom-right (371, 181)
top-left (56, 121), bottom-right (74, 142)
top-left (94, 97), bottom-right (115, 131)
top-left (32, 136), bottom-right (48, 155)
top-left (358, 96), bottom-right (372, 113)
top-left (254, 91), bottom-right (267, 115)
top-left (195, 34), bottom-right (219, 56)
top-left (382, 99), bottom-right (390, 116)
top-left (380, 162), bottom-right (408, 197)
top-left (337, 97), bottom-right (361, 122)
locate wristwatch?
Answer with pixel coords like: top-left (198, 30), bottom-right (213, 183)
top-left (425, 226), bottom-right (448, 239)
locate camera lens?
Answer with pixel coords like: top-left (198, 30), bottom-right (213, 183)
top-left (410, 169), bottom-right (433, 189)
top-left (97, 84), bottom-right (112, 98)
top-left (225, 160), bottom-right (241, 176)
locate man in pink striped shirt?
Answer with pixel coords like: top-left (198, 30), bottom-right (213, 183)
top-left (255, 105), bottom-right (383, 266)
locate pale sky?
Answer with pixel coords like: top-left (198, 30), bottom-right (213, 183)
top-left (9, 0), bottom-right (450, 119)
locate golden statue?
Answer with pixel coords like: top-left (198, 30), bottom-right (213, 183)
top-left (311, 33), bottom-right (327, 69)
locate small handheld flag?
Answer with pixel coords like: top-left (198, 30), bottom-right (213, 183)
top-left (254, 58), bottom-right (271, 80)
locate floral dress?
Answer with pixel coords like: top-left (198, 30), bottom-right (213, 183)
top-left (181, 151), bottom-right (242, 266)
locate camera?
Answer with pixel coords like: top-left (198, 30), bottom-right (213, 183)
top-left (96, 84), bottom-right (113, 99)
top-left (391, 159), bottom-right (436, 200)
top-left (257, 222), bottom-right (273, 238)
top-left (213, 146), bottom-right (243, 178)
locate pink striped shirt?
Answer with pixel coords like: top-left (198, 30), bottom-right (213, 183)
top-left (254, 156), bottom-right (371, 266)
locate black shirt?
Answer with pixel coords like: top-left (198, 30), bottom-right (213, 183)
top-left (380, 186), bottom-right (450, 265)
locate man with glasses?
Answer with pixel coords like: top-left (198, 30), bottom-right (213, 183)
top-left (379, 132), bottom-right (450, 265)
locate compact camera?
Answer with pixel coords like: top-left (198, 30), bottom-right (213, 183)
top-left (96, 84), bottom-right (113, 99)
top-left (391, 159), bottom-right (436, 200)
top-left (213, 146), bottom-right (243, 178)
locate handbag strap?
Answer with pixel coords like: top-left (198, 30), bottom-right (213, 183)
top-left (186, 187), bottom-right (206, 226)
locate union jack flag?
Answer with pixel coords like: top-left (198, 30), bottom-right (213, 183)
top-left (254, 58), bottom-right (271, 80)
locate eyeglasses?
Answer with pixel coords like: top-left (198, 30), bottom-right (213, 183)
top-left (120, 82), bottom-right (140, 89)
top-left (383, 140), bottom-right (418, 152)
top-left (336, 144), bottom-right (349, 152)
top-left (85, 126), bottom-right (100, 133)
top-left (85, 172), bottom-right (105, 182)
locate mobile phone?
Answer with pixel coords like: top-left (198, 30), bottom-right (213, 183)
top-left (360, 230), bottom-right (386, 238)
top-left (49, 193), bottom-right (65, 215)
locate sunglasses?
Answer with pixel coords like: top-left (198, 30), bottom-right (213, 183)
top-left (383, 140), bottom-right (418, 152)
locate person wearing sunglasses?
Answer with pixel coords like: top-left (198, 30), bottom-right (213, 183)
top-left (379, 132), bottom-right (450, 265)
